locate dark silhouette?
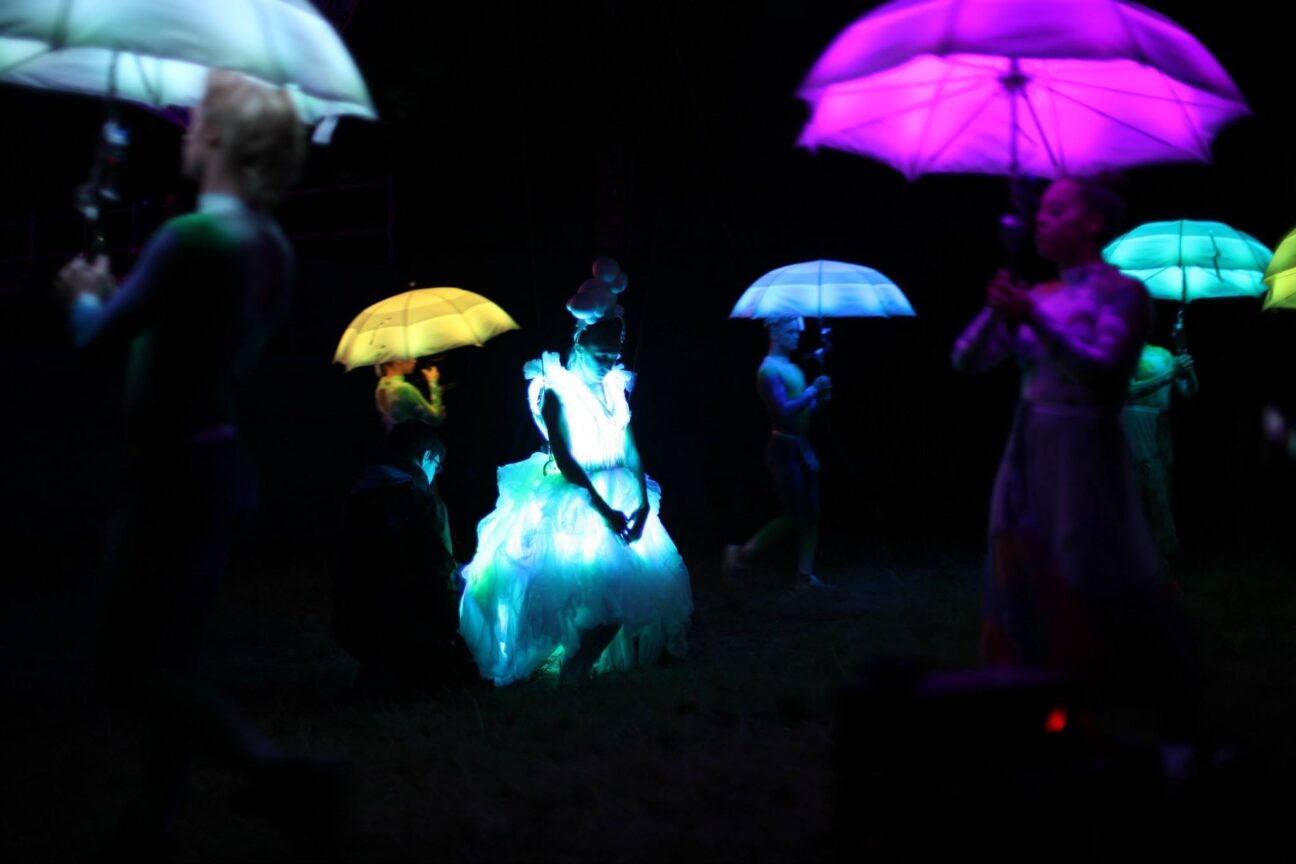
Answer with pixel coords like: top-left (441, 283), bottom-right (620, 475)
top-left (333, 421), bottom-right (478, 692)
top-left (57, 70), bottom-right (349, 858)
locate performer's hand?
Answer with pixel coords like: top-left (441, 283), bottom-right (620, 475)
top-left (604, 509), bottom-right (629, 541)
top-left (55, 254), bottom-right (114, 305)
top-left (594, 500), bottom-right (629, 541)
top-left (986, 269), bottom-right (1033, 321)
top-left (810, 375), bottom-right (832, 402)
top-left (1173, 354), bottom-right (1195, 377)
top-left (623, 502), bottom-right (650, 544)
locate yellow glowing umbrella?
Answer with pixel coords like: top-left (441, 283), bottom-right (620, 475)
top-left (333, 287), bottom-right (520, 370)
top-left (1263, 228), bottom-right (1296, 311)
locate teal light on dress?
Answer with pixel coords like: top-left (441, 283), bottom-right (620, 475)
top-left (458, 353), bottom-right (692, 685)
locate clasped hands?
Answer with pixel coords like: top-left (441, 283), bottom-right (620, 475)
top-left (597, 499), bottom-right (650, 544)
top-left (985, 268), bottom-right (1038, 323)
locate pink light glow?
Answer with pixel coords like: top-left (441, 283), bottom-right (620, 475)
top-left (798, 0), bottom-right (1249, 178)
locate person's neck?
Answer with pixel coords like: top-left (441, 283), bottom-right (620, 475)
top-left (198, 160), bottom-right (246, 203)
top-left (1054, 245), bottom-right (1103, 272)
top-left (768, 343), bottom-right (794, 360)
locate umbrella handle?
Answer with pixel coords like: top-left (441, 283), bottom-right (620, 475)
top-left (77, 57), bottom-right (128, 255)
top-left (812, 319), bottom-right (832, 402)
top-left (1000, 175), bottom-right (1043, 277)
top-left (1171, 305), bottom-right (1188, 354)
top-left (76, 115), bottom-right (130, 255)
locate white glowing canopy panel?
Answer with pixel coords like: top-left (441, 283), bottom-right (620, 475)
top-left (0, 0), bottom-right (376, 125)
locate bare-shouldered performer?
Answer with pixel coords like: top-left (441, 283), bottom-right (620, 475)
top-left (725, 316), bottom-right (831, 587)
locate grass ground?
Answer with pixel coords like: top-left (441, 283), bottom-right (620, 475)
top-left (2, 537), bottom-right (1293, 861)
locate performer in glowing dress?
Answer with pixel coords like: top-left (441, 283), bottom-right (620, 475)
top-left (459, 259), bottom-right (692, 685)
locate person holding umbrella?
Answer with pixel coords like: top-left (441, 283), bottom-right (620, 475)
top-left (333, 421), bottom-right (477, 693)
top-left (56, 70), bottom-right (349, 854)
top-left (724, 316), bottom-right (832, 588)
top-left (952, 174), bottom-right (1198, 726)
top-left (1124, 343), bottom-right (1198, 560)
top-left (375, 357), bottom-right (445, 430)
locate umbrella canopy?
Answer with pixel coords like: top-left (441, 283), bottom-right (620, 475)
top-left (0, 0), bottom-right (375, 126)
top-left (797, 0), bottom-right (1248, 179)
top-left (730, 260), bottom-right (915, 319)
top-left (1262, 229), bottom-right (1296, 311)
top-left (1103, 220), bottom-right (1272, 303)
top-left (334, 288), bottom-right (520, 371)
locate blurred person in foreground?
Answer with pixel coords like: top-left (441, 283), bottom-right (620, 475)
top-left (951, 174), bottom-right (1199, 734)
top-left (57, 70), bottom-right (349, 859)
top-left (334, 421), bottom-right (478, 693)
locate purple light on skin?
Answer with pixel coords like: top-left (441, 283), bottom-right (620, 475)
top-left (797, 0), bottom-right (1249, 179)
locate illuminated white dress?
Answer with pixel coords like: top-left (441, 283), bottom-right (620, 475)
top-left (458, 352), bottom-right (692, 685)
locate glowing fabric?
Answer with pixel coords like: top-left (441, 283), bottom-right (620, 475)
top-left (729, 259), bottom-right (914, 319)
top-left (1263, 229), bottom-right (1296, 311)
top-left (459, 352), bottom-right (692, 686)
top-left (797, 0), bottom-right (1248, 178)
top-left (1103, 220), bottom-right (1271, 303)
top-left (333, 288), bottom-right (519, 370)
top-left (0, 0), bottom-right (375, 126)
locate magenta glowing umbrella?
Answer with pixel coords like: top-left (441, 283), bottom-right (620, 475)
top-left (797, 0), bottom-right (1250, 180)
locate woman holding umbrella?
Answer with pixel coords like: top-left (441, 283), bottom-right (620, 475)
top-left (952, 175), bottom-right (1198, 720)
top-left (458, 259), bottom-right (692, 686)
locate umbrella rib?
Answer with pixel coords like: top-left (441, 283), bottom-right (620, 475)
top-left (1042, 87), bottom-right (1208, 159)
top-left (0, 46), bottom-right (47, 78)
top-left (1021, 79), bottom-right (1062, 175)
top-left (913, 85), bottom-right (1003, 174)
top-left (1154, 68), bottom-right (1212, 162)
top-left (1034, 72), bottom-right (1233, 109)
top-left (811, 81), bottom-right (986, 145)
top-left (249, 0), bottom-right (289, 86)
top-left (51, 0), bottom-right (74, 51)
top-left (910, 56), bottom-right (963, 179)
top-left (134, 53), bottom-right (161, 105)
top-left (816, 69), bottom-right (993, 98)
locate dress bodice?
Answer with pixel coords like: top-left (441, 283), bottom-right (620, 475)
top-left (525, 352), bottom-right (634, 471)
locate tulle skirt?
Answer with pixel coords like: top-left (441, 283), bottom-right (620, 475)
top-left (459, 452), bottom-right (692, 685)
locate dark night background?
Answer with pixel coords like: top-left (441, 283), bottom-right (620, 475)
top-left (1, 1), bottom-right (1294, 859)
top-left (2, 0), bottom-right (1293, 569)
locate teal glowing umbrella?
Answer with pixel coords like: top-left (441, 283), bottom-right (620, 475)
top-left (729, 260), bottom-right (915, 321)
top-left (1103, 220), bottom-right (1271, 350)
top-left (1103, 220), bottom-right (1272, 304)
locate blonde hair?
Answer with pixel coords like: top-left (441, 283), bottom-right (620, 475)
top-left (201, 70), bottom-right (306, 208)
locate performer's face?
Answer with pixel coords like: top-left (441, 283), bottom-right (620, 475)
top-left (1034, 179), bottom-right (1101, 263)
top-left (770, 318), bottom-right (803, 352)
top-left (574, 341), bottom-right (621, 380)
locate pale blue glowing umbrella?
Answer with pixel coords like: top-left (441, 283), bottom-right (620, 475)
top-left (729, 260), bottom-right (915, 321)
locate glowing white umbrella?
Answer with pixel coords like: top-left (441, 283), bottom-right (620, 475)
top-left (730, 259), bottom-right (915, 320)
top-left (0, 0), bottom-right (376, 128)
